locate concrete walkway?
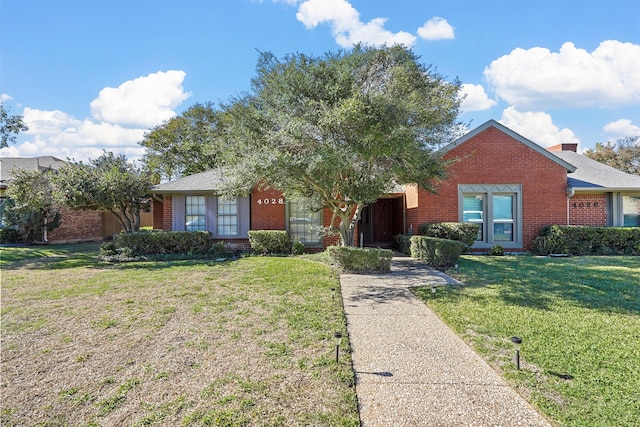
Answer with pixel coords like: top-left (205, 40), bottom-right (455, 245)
top-left (340, 256), bottom-right (552, 427)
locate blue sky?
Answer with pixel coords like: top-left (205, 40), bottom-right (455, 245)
top-left (1, 0), bottom-right (639, 163)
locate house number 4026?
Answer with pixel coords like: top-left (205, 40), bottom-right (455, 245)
top-left (571, 202), bottom-right (599, 208)
top-left (256, 198), bottom-right (284, 205)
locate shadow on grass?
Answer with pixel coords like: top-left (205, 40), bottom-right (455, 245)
top-left (446, 256), bottom-right (640, 316)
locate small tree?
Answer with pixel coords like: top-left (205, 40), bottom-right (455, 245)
top-left (1, 103), bottom-right (29, 148)
top-left (584, 136), bottom-right (640, 176)
top-left (5, 169), bottom-right (61, 243)
top-left (221, 45), bottom-right (462, 246)
top-left (53, 152), bottom-right (152, 233)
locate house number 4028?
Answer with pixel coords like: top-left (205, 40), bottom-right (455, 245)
top-left (256, 198), bottom-right (284, 205)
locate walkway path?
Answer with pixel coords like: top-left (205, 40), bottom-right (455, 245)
top-left (340, 256), bottom-right (552, 426)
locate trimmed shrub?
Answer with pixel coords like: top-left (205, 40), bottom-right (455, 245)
top-left (531, 225), bottom-right (640, 256)
top-left (291, 241), bottom-right (305, 255)
top-left (111, 230), bottom-right (212, 257)
top-left (327, 246), bottom-right (393, 274)
top-left (410, 236), bottom-right (465, 271)
top-left (395, 234), bottom-right (411, 255)
top-left (248, 230), bottom-right (290, 255)
top-left (489, 245), bottom-right (504, 256)
top-left (420, 222), bottom-right (479, 250)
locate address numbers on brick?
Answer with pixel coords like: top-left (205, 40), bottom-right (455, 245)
top-left (256, 198), bottom-right (285, 205)
top-left (571, 202), bottom-right (600, 208)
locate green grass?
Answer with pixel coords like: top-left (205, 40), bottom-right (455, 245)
top-left (0, 243), bottom-right (359, 427)
top-left (414, 255), bottom-right (640, 427)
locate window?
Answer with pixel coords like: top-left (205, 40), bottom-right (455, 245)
top-left (459, 185), bottom-right (522, 248)
top-left (622, 195), bottom-right (640, 226)
top-left (288, 201), bottom-right (322, 246)
top-left (217, 198), bottom-right (238, 235)
top-left (185, 196), bottom-right (205, 231)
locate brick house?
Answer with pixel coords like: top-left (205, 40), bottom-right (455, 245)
top-left (1, 156), bottom-right (150, 243)
top-left (150, 120), bottom-right (640, 251)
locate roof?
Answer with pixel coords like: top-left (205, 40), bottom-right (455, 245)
top-left (441, 120), bottom-right (577, 173)
top-left (150, 168), bottom-right (228, 193)
top-left (553, 150), bottom-right (640, 192)
top-left (0, 156), bottom-right (68, 187)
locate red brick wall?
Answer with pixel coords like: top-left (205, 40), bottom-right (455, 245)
top-left (406, 126), bottom-right (569, 250)
top-left (152, 198), bottom-right (164, 230)
top-left (250, 187), bottom-right (286, 230)
top-left (162, 195), bottom-right (173, 231)
top-left (569, 193), bottom-right (607, 226)
top-left (47, 208), bottom-right (103, 243)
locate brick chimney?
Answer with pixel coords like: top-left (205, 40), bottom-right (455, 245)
top-left (548, 143), bottom-right (578, 152)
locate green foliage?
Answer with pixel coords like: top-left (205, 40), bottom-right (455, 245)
top-left (409, 236), bottom-right (465, 271)
top-left (531, 225), bottom-right (640, 255)
top-left (52, 152), bottom-right (152, 233)
top-left (326, 246), bottom-right (393, 273)
top-left (395, 234), bottom-right (411, 255)
top-left (106, 230), bottom-right (212, 258)
top-left (221, 45), bottom-right (463, 246)
top-left (141, 102), bottom-right (224, 182)
top-left (291, 241), bottom-right (305, 255)
top-left (247, 230), bottom-right (290, 255)
top-left (1, 103), bottom-right (29, 148)
top-left (420, 222), bottom-right (479, 250)
top-left (0, 226), bottom-right (19, 243)
top-left (4, 169), bottom-right (62, 243)
top-left (489, 245), bottom-right (504, 256)
top-left (583, 136), bottom-right (640, 175)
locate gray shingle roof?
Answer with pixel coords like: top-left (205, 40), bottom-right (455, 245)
top-left (0, 156), bottom-right (68, 186)
top-left (554, 150), bottom-right (640, 191)
top-left (150, 169), bottom-right (228, 193)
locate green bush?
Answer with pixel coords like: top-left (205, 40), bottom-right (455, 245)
top-left (0, 227), bottom-right (20, 244)
top-left (395, 234), bottom-right (411, 255)
top-left (326, 246), bottom-right (393, 274)
top-left (291, 241), bottom-right (305, 255)
top-left (111, 230), bottom-right (212, 257)
top-left (489, 245), bottom-right (504, 256)
top-left (248, 230), bottom-right (290, 255)
top-left (410, 236), bottom-right (465, 271)
top-left (419, 222), bottom-right (479, 250)
top-left (531, 225), bottom-right (640, 256)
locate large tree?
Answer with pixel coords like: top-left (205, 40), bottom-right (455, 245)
top-left (583, 136), bottom-right (640, 176)
top-left (52, 152), bottom-right (152, 233)
top-left (1, 103), bottom-right (29, 148)
top-left (221, 45), bottom-right (463, 246)
top-left (4, 169), bottom-right (62, 243)
top-left (140, 102), bottom-right (224, 182)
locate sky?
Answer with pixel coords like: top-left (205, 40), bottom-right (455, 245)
top-left (1, 0), bottom-right (639, 164)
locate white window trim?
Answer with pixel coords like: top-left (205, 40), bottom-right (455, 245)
top-left (458, 184), bottom-right (523, 249)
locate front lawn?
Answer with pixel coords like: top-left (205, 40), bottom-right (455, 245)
top-left (0, 244), bottom-right (359, 426)
top-left (414, 255), bottom-right (640, 427)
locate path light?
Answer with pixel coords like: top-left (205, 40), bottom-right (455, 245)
top-left (511, 336), bottom-right (522, 370)
top-left (430, 285), bottom-right (436, 297)
top-left (331, 288), bottom-right (336, 300)
top-left (334, 332), bottom-right (343, 363)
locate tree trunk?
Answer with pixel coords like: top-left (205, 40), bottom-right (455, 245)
top-left (336, 203), bottom-right (364, 247)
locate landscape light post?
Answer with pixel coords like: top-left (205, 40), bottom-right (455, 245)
top-left (334, 332), bottom-right (342, 363)
top-left (511, 336), bottom-right (522, 370)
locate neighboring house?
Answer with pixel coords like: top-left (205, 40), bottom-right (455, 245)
top-left (0, 156), bottom-right (149, 243)
top-left (150, 120), bottom-right (640, 252)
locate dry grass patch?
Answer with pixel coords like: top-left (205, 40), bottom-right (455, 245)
top-left (1, 244), bottom-right (358, 426)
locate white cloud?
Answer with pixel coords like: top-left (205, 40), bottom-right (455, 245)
top-left (500, 107), bottom-right (580, 148)
top-left (459, 83), bottom-right (497, 112)
top-left (603, 119), bottom-right (640, 138)
top-left (484, 40), bottom-right (640, 109)
top-left (296, 0), bottom-right (416, 48)
top-left (90, 70), bottom-right (191, 128)
top-left (417, 17), bottom-right (454, 40)
top-left (1, 93), bottom-right (13, 103)
top-left (1, 70), bottom-right (189, 163)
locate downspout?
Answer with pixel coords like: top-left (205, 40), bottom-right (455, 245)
top-left (43, 216), bottom-right (48, 243)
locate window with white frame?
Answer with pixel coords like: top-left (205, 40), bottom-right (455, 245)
top-left (217, 197), bottom-right (238, 236)
top-left (185, 196), bottom-right (206, 231)
top-left (288, 201), bottom-right (322, 246)
top-left (459, 185), bottom-right (522, 247)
